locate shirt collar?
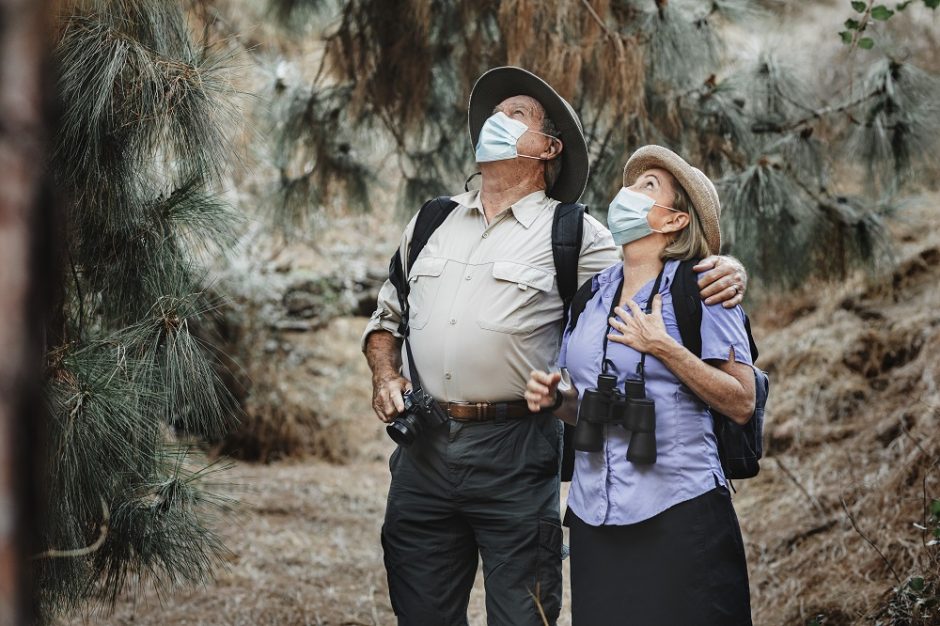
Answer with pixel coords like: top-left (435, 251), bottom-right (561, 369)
top-left (594, 259), bottom-right (679, 294)
top-left (451, 189), bottom-right (552, 229)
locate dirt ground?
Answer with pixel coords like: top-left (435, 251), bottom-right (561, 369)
top-left (62, 455), bottom-right (578, 626)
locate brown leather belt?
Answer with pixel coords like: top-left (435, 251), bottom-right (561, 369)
top-left (437, 400), bottom-right (534, 422)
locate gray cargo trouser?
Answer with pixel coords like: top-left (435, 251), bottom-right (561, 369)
top-left (382, 413), bottom-right (563, 626)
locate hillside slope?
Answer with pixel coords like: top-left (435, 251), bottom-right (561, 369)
top-left (737, 197), bottom-right (940, 625)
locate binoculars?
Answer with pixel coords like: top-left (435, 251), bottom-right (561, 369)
top-left (386, 386), bottom-right (448, 447)
top-left (574, 373), bottom-right (657, 464)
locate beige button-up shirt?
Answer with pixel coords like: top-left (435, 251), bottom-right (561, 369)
top-left (362, 189), bottom-right (619, 403)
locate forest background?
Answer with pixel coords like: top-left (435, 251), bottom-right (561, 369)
top-left (1, 0), bottom-right (939, 625)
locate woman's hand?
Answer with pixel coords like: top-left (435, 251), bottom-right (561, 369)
top-left (608, 294), bottom-right (677, 357)
top-left (525, 370), bottom-right (561, 413)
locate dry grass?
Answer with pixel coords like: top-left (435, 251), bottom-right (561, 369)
top-left (736, 194), bottom-right (940, 625)
top-left (56, 448), bottom-right (575, 626)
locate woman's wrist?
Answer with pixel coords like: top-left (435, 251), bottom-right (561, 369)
top-left (650, 333), bottom-right (681, 361)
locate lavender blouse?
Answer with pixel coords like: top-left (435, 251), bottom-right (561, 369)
top-left (558, 259), bottom-right (753, 526)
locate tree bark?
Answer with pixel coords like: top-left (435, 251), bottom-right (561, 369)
top-left (0, 0), bottom-right (53, 624)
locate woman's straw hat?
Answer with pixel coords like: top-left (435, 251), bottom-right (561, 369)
top-left (623, 145), bottom-right (722, 255)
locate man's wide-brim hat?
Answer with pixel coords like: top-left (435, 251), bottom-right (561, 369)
top-left (623, 145), bottom-right (722, 255)
top-left (468, 66), bottom-right (589, 204)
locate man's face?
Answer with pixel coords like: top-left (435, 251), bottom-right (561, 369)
top-left (491, 95), bottom-right (557, 159)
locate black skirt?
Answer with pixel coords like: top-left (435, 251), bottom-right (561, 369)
top-left (566, 487), bottom-right (752, 626)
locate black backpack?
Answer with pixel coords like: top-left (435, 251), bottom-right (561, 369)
top-left (561, 258), bottom-right (769, 481)
top-left (388, 194), bottom-right (585, 354)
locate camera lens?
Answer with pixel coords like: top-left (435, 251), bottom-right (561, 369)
top-left (386, 413), bottom-right (421, 447)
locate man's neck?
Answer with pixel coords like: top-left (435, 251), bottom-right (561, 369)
top-left (478, 163), bottom-right (545, 223)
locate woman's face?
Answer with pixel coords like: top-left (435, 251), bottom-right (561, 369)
top-left (628, 167), bottom-right (687, 234)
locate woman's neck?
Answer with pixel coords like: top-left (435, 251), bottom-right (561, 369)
top-left (620, 240), bottom-right (665, 304)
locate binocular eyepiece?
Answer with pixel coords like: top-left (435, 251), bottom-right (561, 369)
top-left (574, 374), bottom-right (656, 464)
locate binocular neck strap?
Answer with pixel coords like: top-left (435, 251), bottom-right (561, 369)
top-left (601, 266), bottom-right (667, 380)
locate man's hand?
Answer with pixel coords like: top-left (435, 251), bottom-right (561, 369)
top-left (525, 370), bottom-right (562, 413)
top-left (372, 373), bottom-right (412, 423)
top-left (693, 255), bottom-right (747, 308)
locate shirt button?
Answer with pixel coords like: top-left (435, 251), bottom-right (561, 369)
top-left (444, 373), bottom-right (452, 380)
top-left (449, 319), bottom-right (456, 325)
top-left (465, 275), bottom-right (472, 281)
top-left (482, 232), bottom-right (489, 238)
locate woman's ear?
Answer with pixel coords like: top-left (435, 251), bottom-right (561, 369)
top-left (663, 212), bottom-right (690, 233)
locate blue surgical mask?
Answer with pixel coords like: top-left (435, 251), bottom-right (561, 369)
top-left (607, 187), bottom-right (679, 245)
top-left (475, 112), bottom-right (554, 163)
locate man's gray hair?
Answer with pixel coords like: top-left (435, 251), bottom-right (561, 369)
top-left (541, 115), bottom-right (562, 193)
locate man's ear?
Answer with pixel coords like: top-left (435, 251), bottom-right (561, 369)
top-left (542, 137), bottom-right (563, 160)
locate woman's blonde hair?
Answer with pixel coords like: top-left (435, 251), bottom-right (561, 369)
top-left (661, 174), bottom-right (712, 261)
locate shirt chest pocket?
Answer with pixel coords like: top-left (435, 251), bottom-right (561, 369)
top-left (406, 256), bottom-right (447, 330)
top-left (477, 261), bottom-right (556, 335)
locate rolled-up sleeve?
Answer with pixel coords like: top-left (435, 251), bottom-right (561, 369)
top-left (360, 215), bottom-right (419, 353)
top-left (700, 302), bottom-right (753, 366)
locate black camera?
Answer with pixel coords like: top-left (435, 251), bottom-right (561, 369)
top-left (573, 374), bottom-right (657, 464)
top-left (386, 387), bottom-right (448, 447)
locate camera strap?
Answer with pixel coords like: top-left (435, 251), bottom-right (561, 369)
top-left (600, 266), bottom-right (666, 381)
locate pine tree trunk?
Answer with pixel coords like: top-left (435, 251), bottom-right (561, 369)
top-left (0, 0), bottom-right (52, 623)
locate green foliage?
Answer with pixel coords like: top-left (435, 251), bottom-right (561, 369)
top-left (839, 0), bottom-right (938, 48)
top-left (267, 82), bottom-right (373, 234)
top-left (40, 0), bottom-right (239, 618)
top-left (263, 0), bottom-right (939, 288)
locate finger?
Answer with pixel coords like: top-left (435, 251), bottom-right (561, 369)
top-left (621, 300), bottom-right (643, 318)
top-left (372, 402), bottom-right (386, 421)
top-left (704, 285), bottom-right (738, 306)
top-left (652, 294), bottom-right (663, 316)
top-left (390, 387), bottom-right (405, 414)
top-left (607, 332), bottom-right (631, 346)
top-left (548, 372), bottom-right (562, 384)
top-left (524, 390), bottom-right (540, 409)
top-left (380, 389), bottom-right (397, 419)
top-left (723, 292), bottom-right (744, 309)
top-left (700, 274), bottom-right (734, 301)
top-left (529, 382), bottom-right (550, 396)
top-left (692, 255), bottom-right (718, 272)
top-left (533, 370), bottom-right (554, 385)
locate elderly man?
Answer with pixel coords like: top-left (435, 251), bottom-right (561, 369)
top-left (363, 67), bottom-right (746, 626)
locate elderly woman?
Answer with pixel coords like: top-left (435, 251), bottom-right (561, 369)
top-left (525, 145), bottom-right (756, 625)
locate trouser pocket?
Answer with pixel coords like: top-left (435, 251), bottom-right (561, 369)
top-left (535, 517), bottom-right (563, 623)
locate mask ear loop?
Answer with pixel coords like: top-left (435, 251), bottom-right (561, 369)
top-left (516, 131), bottom-right (561, 161)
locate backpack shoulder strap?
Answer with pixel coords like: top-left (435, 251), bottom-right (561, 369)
top-left (670, 258), bottom-right (761, 363)
top-left (551, 202), bottom-right (585, 329)
top-left (388, 196), bottom-right (458, 336)
top-left (670, 259), bottom-right (705, 358)
top-left (389, 196), bottom-right (458, 296)
top-left (566, 277), bottom-right (598, 334)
